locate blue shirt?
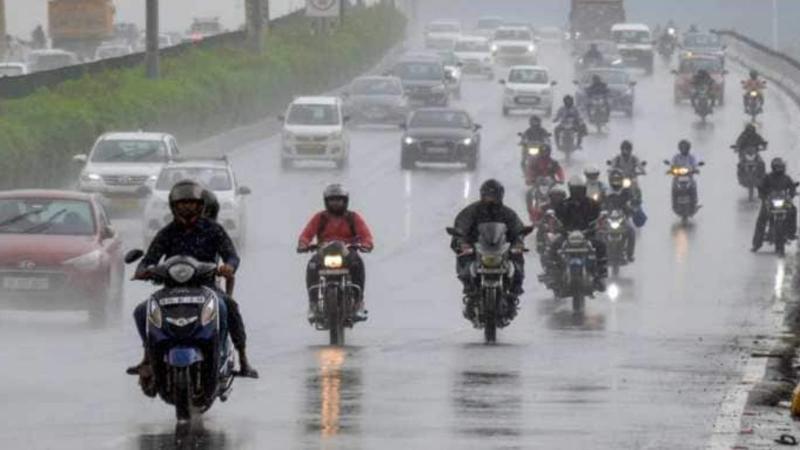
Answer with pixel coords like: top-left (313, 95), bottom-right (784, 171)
top-left (138, 217), bottom-right (240, 274)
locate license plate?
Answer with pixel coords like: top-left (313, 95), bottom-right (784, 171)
top-left (517, 96), bottom-right (540, 105)
top-left (677, 196), bottom-right (691, 204)
top-left (3, 276), bottom-right (49, 291)
top-left (427, 146), bottom-right (449, 154)
top-left (114, 198), bottom-right (141, 208)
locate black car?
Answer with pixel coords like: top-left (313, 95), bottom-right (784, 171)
top-left (400, 108), bottom-right (480, 170)
top-left (387, 56), bottom-right (451, 107)
top-left (574, 68), bottom-right (637, 117)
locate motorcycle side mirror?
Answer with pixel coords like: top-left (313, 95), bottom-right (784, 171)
top-left (517, 132), bottom-right (523, 137)
top-left (473, 124), bottom-right (482, 131)
top-left (238, 186), bottom-right (252, 195)
top-left (521, 225), bottom-right (535, 236)
top-left (445, 227), bottom-right (464, 237)
top-left (124, 249), bottom-right (144, 264)
top-left (606, 160), bottom-right (612, 165)
top-left (641, 161), bottom-right (647, 166)
top-left (499, 79), bottom-right (506, 85)
top-left (551, 80), bottom-right (558, 86)
top-left (663, 160), bottom-right (671, 165)
top-left (72, 154), bottom-right (88, 163)
top-left (698, 161), bottom-right (706, 166)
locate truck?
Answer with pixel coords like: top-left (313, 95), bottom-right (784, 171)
top-left (48, 0), bottom-right (115, 59)
top-left (569, 0), bottom-right (625, 41)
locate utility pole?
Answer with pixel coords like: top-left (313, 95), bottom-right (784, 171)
top-left (145, 0), bottom-right (160, 79)
top-left (246, 0), bottom-right (265, 52)
top-left (0, 0), bottom-right (7, 61)
top-left (772, 0), bottom-right (779, 51)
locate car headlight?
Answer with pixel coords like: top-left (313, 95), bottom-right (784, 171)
top-left (148, 175), bottom-right (158, 182)
top-left (63, 249), bottom-right (102, 271)
top-left (404, 136), bottom-right (416, 145)
top-left (481, 254), bottom-right (503, 268)
top-left (462, 137), bottom-right (473, 146)
top-left (81, 173), bottom-right (102, 183)
top-left (527, 44), bottom-right (536, 53)
top-left (491, 44), bottom-right (498, 53)
top-left (168, 263), bottom-right (196, 283)
top-left (148, 298), bottom-right (163, 328)
top-left (324, 254), bottom-right (343, 269)
top-left (772, 199), bottom-right (786, 208)
top-left (200, 296), bottom-right (217, 326)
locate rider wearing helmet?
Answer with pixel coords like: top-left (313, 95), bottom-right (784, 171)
top-left (525, 143), bottom-right (564, 185)
top-left (554, 95), bottom-right (587, 149)
top-left (129, 180), bottom-right (258, 392)
top-left (582, 43), bottom-right (603, 67)
top-left (735, 123), bottom-right (767, 152)
top-left (603, 170), bottom-right (637, 262)
top-left (671, 139), bottom-right (701, 207)
top-left (691, 69), bottom-right (716, 108)
top-left (451, 179), bottom-right (528, 320)
top-left (521, 115), bottom-right (552, 143)
top-left (202, 188), bottom-right (220, 221)
top-left (584, 165), bottom-right (606, 203)
top-left (298, 184), bottom-right (374, 322)
top-left (752, 158), bottom-right (798, 251)
top-left (742, 69), bottom-right (767, 98)
top-left (586, 74), bottom-right (610, 107)
top-left (610, 140), bottom-right (646, 203)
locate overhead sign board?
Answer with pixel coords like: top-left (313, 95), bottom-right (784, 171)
top-left (306, 0), bottom-right (341, 18)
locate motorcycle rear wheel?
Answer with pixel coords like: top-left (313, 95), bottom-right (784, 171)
top-left (326, 285), bottom-right (345, 346)
top-left (484, 289), bottom-right (498, 343)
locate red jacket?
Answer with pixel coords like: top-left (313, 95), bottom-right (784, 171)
top-left (298, 211), bottom-right (374, 248)
top-left (525, 157), bottom-right (565, 184)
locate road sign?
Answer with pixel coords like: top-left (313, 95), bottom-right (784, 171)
top-left (306, 0), bottom-right (340, 18)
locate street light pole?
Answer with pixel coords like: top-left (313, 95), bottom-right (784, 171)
top-left (0, 0), bottom-right (7, 61)
top-left (145, 0), bottom-right (160, 79)
top-left (772, 0), bottom-right (779, 51)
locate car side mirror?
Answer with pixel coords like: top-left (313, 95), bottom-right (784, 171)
top-left (399, 123), bottom-right (407, 130)
top-left (100, 225), bottom-right (115, 240)
top-left (124, 249), bottom-right (144, 264)
top-left (73, 154), bottom-right (88, 163)
top-left (473, 124), bottom-right (482, 131)
top-left (343, 115), bottom-right (351, 123)
top-left (606, 160), bottom-right (612, 165)
top-left (238, 186), bottom-right (252, 195)
top-left (641, 161), bottom-right (647, 166)
top-left (698, 161), bottom-right (706, 166)
top-left (499, 79), bottom-right (506, 85)
top-left (663, 160), bottom-right (671, 165)
top-left (551, 80), bottom-right (558, 86)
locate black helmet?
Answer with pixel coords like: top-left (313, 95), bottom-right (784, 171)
top-left (480, 179), bottom-right (505, 204)
top-left (620, 140), bottom-right (633, 155)
top-left (592, 74), bottom-right (602, 84)
top-left (529, 115), bottom-right (541, 127)
top-left (563, 95), bottom-right (574, 107)
top-left (749, 69), bottom-right (759, 80)
top-left (771, 157), bottom-right (786, 174)
top-left (678, 139), bottom-right (691, 155)
top-left (169, 180), bottom-right (205, 222)
top-left (567, 174), bottom-right (587, 198)
top-left (608, 169), bottom-right (624, 189)
top-left (744, 123), bottom-right (756, 134)
top-left (323, 183), bottom-right (349, 215)
top-left (202, 189), bottom-right (220, 221)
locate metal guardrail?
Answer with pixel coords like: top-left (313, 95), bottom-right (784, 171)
top-left (0, 10), bottom-right (304, 100)
top-left (715, 29), bottom-right (800, 104)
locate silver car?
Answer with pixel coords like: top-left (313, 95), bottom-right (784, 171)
top-left (343, 76), bottom-right (408, 125)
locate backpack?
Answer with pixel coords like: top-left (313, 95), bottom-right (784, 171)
top-left (316, 211), bottom-right (357, 241)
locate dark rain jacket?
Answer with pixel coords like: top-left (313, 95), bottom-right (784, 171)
top-left (451, 201), bottom-right (526, 251)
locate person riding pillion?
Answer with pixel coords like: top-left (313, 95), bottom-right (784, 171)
top-left (752, 157), bottom-right (798, 252)
top-left (297, 184), bottom-right (374, 322)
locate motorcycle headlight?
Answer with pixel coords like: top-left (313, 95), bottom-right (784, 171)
top-left (148, 298), bottom-right (162, 329)
top-left (591, 193), bottom-right (600, 201)
top-left (168, 263), bottom-right (196, 283)
top-left (609, 220), bottom-right (622, 230)
top-left (622, 178), bottom-right (632, 188)
top-left (749, 91), bottom-right (759, 97)
top-left (481, 254), bottom-right (504, 268)
top-left (63, 249), bottom-right (103, 271)
top-left (772, 199), bottom-right (786, 208)
top-left (200, 296), bottom-right (217, 326)
top-left (491, 44), bottom-right (498, 53)
top-left (528, 146), bottom-right (540, 156)
top-left (404, 136), bottom-right (416, 145)
top-left (462, 137), bottom-right (473, 146)
top-left (324, 254), bottom-right (344, 269)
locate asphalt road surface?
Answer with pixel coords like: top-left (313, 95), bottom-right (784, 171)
top-left (1, 25), bottom-right (798, 450)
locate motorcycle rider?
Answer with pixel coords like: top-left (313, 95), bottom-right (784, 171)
top-left (586, 74), bottom-right (611, 111)
top-left (609, 140), bottom-right (645, 202)
top-left (603, 170), bottom-right (637, 262)
top-left (451, 179), bottom-right (527, 320)
top-left (742, 69), bottom-right (767, 108)
top-left (554, 95), bottom-right (587, 149)
top-left (525, 143), bottom-right (565, 185)
top-left (536, 185), bottom-right (568, 276)
top-left (582, 43), bottom-right (603, 67)
top-left (671, 139), bottom-right (701, 206)
top-left (691, 69), bottom-right (716, 108)
top-left (128, 180), bottom-right (259, 392)
top-left (521, 115), bottom-right (552, 143)
top-left (584, 165), bottom-right (606, 203)
top-left (734, 124), bottom-right (768, 173)
top-left (297, 184), bottom-right (374, 322)
top-left (752, 157), bottom-right (798, 252)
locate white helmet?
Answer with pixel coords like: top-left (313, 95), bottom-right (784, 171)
top-left (583, 165), bottom-right (600, 179)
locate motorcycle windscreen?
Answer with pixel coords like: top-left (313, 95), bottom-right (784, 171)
top-left (476, 222), bottom-right (509, 253)
top-left (167, 347), bottom-right (205, 368)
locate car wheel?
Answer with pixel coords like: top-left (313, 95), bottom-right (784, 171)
top-left (401, 150), bottom-right (415, 170)
top-left (465, 152), bottom-right (478, 171)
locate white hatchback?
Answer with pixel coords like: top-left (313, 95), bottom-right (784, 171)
top-left (499, 66), bottom-right (557, 116)
top-left (492, 26), bottom-right (538, 65)
top-left (280, 97), bottom-right (350, 169)
top-left (454, 36), bottom-right (494, 79)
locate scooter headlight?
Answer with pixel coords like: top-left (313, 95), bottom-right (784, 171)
top-left (609, 220), bottom-right (622, 230)
top-left (622, 178), bottom-right (632, 188)
top-left (772, 199), bottom-right (786, 208)
top-left (481, 254), bottom-right (504, 268)
top-left (749, 90), bottom-right (759, 97)
top-left (168, 263), bottom-right (196, 283)
top-left (200, 296), bottom-right (218, 326)
top-left (148, 298), bottom-right (162, 329)
top-left (324, 254), bottom-right (344, 269)
top-left (528, 146), bottom-right (540, 156)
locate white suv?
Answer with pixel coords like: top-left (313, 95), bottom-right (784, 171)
top-left (500, 66), bottom-right (557, 117)
top-left (74, 132), bottom-right (180, 206)
top-left (142, 157), bottom-right (251, 247)
top-left (280, 97), bottom-right (350, 169)
top-left (492, 26), bottom-right (538, 65)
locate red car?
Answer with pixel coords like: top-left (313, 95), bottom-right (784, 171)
top-left (673, 55), bottom-right (727, 104)
top-left (0, 190), bottom-right (124, 323)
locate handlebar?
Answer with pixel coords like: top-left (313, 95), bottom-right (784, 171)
top-left (297, 243), bottom-right (372, 254)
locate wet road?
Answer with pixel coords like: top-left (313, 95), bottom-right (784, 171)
top-left (2, 25), bottom-right (799, 450)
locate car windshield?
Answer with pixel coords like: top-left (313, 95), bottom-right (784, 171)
top-left (393, 62), bottom-right (443, 81)
top-left (684, 34), bottom-right (720, 48)
top-left (0, 199), bottom-right (95, 235)
top-left (428, 23), bottom-right (459, 33)
top-left (455, 40), bottom-right (490, 52)
top-left (91, 139), bottom-right (167, 163)
top-left (613, 30), bottom-right (651, 44)
top-left (680, 58), bottom-right (723, 73)
top-left (583, 70), bottom-right (629, 85)
top-left (286, 104), bottom-right (340, 126)
top-left (477, 18), bottom-right (503, 30)
top-left (509, 69), bottom-right (548, 84)
top-left (0, 66), bottom-right (24, 76)
top-left (30, 54), bottom-right (74, 71)
top-left (494, 29), bottom-right (532, 41)
top-left (351, 78), bottom-right (402, 95)
top-left (156, 168), bottom-right (232, 191)
top-left (409, 110), bottom-right (471, 129)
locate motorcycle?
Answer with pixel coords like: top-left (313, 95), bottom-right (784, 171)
top-left (731, 143), bottom-right (766, 201)
top-left (692, 85), bottom-right (714, 122)
top-left (587, 180), bottom-right (606, 203)
top-left (517, 133), bottom-right (548, 173)
top-left (664, 160), bottom-right (705, 222)
top-left (556, 116), bottom-right (580, 161)
top-left (598, 209), bottom-right (629, 276)
top-left (299, 241), bottom-right (369, 346)
top-left (586, 95), bottom-right (610, 133)
top-left (744, 89), bottom-right (764, 122)
top-left (124, 250), bottom-right (236, 422)
top-left (446, 223), bottom-right (533, 343)
top-left (658, 36), bottom-right (676, 62)
top-left (606, 160), bottom-right (647, 205)
top-left (764, 189), bottom-right (798, 256)
top-left (526, 176), bottom-right (556, 226)
top-left (554, 230), bottom-right (599, 314)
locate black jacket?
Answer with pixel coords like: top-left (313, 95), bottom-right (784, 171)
top-left (138, 217), bottom-right (240, 275)
top-left (522, 126), bottom-right (552, 143)
top-left (452, 201), bottom-right (526, 251)
top-left (758, 172), bottom-right (797, 200)
top-left (602, 188), bottom-right (635, 214)
top-left (554, 196), bottom-right (601, 231)
top-left (735, 130), bottom-right (767, 150)
top-left (587, 81), bottom-right (610, 98)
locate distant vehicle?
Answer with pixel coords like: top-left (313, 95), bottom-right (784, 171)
top-left (136, 32), bottom-right (175, 51)
top-left (400, 108), bottom-right (481, 170)
top-left (342, 76), bottom-right (409, 125)
top-left (575, 68), bottom-right (637, 117)
top-left (536, 26), bottom-right (564, 44)
top-left (188, 17), bottom-right (224, 41)
top-left (499, 65), bottom-right (557, 117)
top-left (436, 50), bottom-right (463, 99)
top-left (424, 20), bottom-right (462, 49)
top-left (572, 39), bottom-right (623, 74)
top-left (48, 0), bottom-right (115, 58)
top-left (27, 49), bottom-right (80, 72)
top-left (74, 132), bottom-right (181, 208)
top-left (474, 16), bottom-right (504, 38)
top-left (569, 0), bottom-right (625, 41)
top-left (94, 43), bottom-right (133, 60)
top-left (672, 55), bottom-right (727, 104)
top-left (0, 189), bottom-right (124, 324)
top-left (680, 32), bottom-right (726, 63)
top-left (0, 62), bottom-right (28, 77)
top-left (491, 26), bottom-right (538, 65)
top-left (611, 23), bottom-right (654, 74)
top-left (387, 55), bottom-right (450, 107)
top-left (280, 96), bottom-right (350, 169)
top-left (113, 22), bottom-right (140, 47)
top-left (454, 36), bottom-right (494, 80)
top-left (142, 158), bottom-right (251, 247)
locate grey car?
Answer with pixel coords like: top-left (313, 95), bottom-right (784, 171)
top-left (388, 56), bottom-right (451, 107)
top-left (343, 76), bottom-right (409, 125)
top-left (574, 68), bottom-right (637, 117)
top-left (400, 108), bottom-right (481, 170)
